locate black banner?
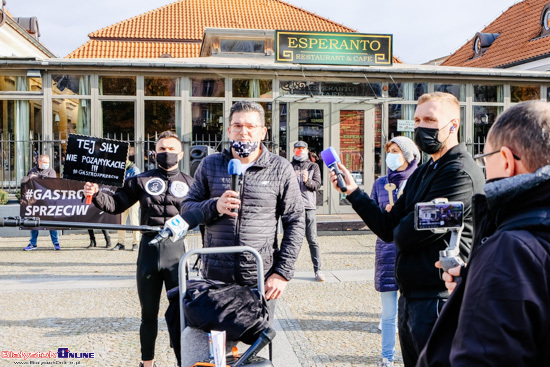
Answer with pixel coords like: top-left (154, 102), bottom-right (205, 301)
top-left (63, 134), bottom-right (129, 187)
top-left (19, 177), bottom-right (120, 230)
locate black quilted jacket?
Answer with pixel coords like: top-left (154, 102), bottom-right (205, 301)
top-left (182, 145), bottom-right (305, 285)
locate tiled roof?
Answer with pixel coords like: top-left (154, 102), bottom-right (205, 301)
top-left (442, 0), bottom-right (550, 68)
top-left (68, 0), bottom-right (356, 59)
top-left (67, 40), bottom-right (200, 59)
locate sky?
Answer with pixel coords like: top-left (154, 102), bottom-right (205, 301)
top-left (7, 0), bottom-right (520, 64)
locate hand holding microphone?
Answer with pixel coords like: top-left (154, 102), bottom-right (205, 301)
top-left (149, 210), bottom-right (203, 246)
top-left (322, 147), bottom-right (359, 194)
top-left (216, 159), bottom-right (242, 217)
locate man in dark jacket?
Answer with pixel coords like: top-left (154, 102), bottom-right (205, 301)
top-left (417, 100), bottom-right (550, 367)
top-left (84, 131), bottom-right (194, 367)
top-left (291, 141), bottom-right (324, 281)
top-left (182, 101), bottom-right (305, 301)
top-left (23, 154), bottom-right (61, 251)
top-left (329, 92), bottom-right (485, 367)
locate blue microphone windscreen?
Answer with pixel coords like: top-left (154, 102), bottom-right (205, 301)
top-left (228, 159), bottom-right (243, 175)
top-left (181, 209), bottom-right (203, 229)
top-left (320, 147), bottom-right (340, 167)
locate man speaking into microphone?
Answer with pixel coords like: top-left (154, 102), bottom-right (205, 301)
top-left (83, 131), bottom-right (193, 367)
top-left (182, 101), bottom-right (305, 306)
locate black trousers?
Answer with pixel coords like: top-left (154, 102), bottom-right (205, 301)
top-left (398, 295), bottom-right (446, 367)
top-left (137, 234), bottom-right (186, 361)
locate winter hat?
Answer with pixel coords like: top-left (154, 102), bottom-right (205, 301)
top-left (390, 136), bottom-right (420, 164)
top-left (294, 141), bottom-right (308, 149)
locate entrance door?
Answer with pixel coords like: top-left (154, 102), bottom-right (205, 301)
top-left (288, 103), bottom-right (377, 214)
top-left (289, 103), bottom-right (329, 214)
top-left (330, 104), bottom-right (376, 214)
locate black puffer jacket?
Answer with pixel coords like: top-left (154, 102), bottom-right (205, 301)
top-left (93, 168), bottom-right (194, 228)
top-left (182, 145), bottom-right (305, 285)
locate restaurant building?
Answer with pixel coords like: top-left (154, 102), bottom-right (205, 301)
top-left (2, 0), bottom-right (550, 214)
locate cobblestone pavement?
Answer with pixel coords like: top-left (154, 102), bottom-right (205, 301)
top-left (0, 231), bottom-right (403, 367)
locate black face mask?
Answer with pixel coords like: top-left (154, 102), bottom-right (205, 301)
top-left (414, 122), bottom-right (452, 155)
top-left (414, 127), bottom-right (443, 155)
top-left (156, 152), bottom-right (179, 169)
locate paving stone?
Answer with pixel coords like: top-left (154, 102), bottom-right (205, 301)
top-left (0, 232), bottom-right (403, 366)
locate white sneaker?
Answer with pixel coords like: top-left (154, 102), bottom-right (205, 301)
top-left (380, 358), bottom-right (394, 367)
top-left (314, 271), bottom-right (325, 282)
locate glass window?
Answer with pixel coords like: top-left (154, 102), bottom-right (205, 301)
top-left (279, 81), bottom-right (382, 97)
top-left (144, 100), bottom-right (177, 136)
top-left (0, 76), bottom-right (42, 93)
top-left (220, 39), bottom-right (264, 53)
top-left (52, 98), bottom-right (91, 139)
top-left (473, 105), bottom-right (502, 155)
top-left (339, 110), bottom-right (365, 206)
top-left (298, 109), bottom-right (324, 157)
top-left (232, 79), bottom-right (273, 98)
top-left (101, 101), bottom-right (135, 139)
top-left (145, 77), bottom-right (179, 97)
top-left (52, 75), bottom-right (90, 95)
top-left (257, 102), bottom-right (273, 151)
top-left (0, 99), bottom-right (43, 179)
top-left (388, 82), bottom-right (427, 100)
top-left (510, 85), bottom-right (540, 102)
top-left (388, 104), bottom-right (415, 140)
top-left (473, 85), bottom-right (503, 102)
top-left (434, 83), bottom-right (465, 102)
top-left (279, 103), bottom-right (287, 158)
top-left (191, 103), bottom-right (223, 148)
top-left (191, 78), bottom-right (225, 97)
top-left (374, 105), bottom-right (382, 180)
top-left (99, 76), bottom-right (136, 96)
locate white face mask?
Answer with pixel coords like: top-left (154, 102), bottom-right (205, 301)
top-left (294, 150), bottom-right (308, 162)
top-left (385, 153), bottom-right (404, 171)
top-left (41, 163), bottom-right (50, 170)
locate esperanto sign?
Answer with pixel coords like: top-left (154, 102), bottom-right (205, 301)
top-left (275, 30), bottom-right (393, 66)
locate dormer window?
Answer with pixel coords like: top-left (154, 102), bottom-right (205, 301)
top-left (472, 32), bottom-right (499, 59)
top-left (540, 4), bottom-right (550, 36)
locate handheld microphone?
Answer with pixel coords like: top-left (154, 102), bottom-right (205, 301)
top-left (148, 209), bottom-right (203, 246)
top-left (228, 159), bottom-right (242, 213)
top-left (320, 147), bottom-right (347, 192)
top-left (233, 327), bottom-right (276, 367)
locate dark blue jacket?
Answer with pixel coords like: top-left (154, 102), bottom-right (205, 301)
top-left (371, 175), bottom-right (401, 292)
top-left (182, 145), bottom-right (305, 286)
top-left (417, 166), bottom-right (550, 367)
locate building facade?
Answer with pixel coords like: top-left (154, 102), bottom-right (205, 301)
top-left (3, 54), bottom-right (550, 214)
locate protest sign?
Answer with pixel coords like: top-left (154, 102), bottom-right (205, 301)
top-left (63, 134), bottom-right (129, 187)
top-left (19, 177), bottom-right (120, 230)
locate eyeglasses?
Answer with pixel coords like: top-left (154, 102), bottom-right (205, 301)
top-left (473, 149), bottom-right (521, 165)
top-left (230, 123), bottom-right (262, 132)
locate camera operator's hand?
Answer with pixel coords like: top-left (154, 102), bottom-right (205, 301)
top-left (216, 190), bottom-right (240, 218)
top-left (329, 162), bottom-right (358, 194)
top-left (435, 261), bottom-right (462, 294)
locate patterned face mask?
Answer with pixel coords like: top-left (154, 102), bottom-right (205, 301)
top-left (230, 140), bottom-right (260, 158)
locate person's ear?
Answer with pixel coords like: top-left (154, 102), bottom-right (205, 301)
top-left (450, 120), bottom-right (458, 133)
top-left (500, 146), bottom-right (518, 177)
top-left (178, 151), bottom-right (184, 161)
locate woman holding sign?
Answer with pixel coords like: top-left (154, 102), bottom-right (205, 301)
top-left (84, 131), bottom-right (193, 367)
